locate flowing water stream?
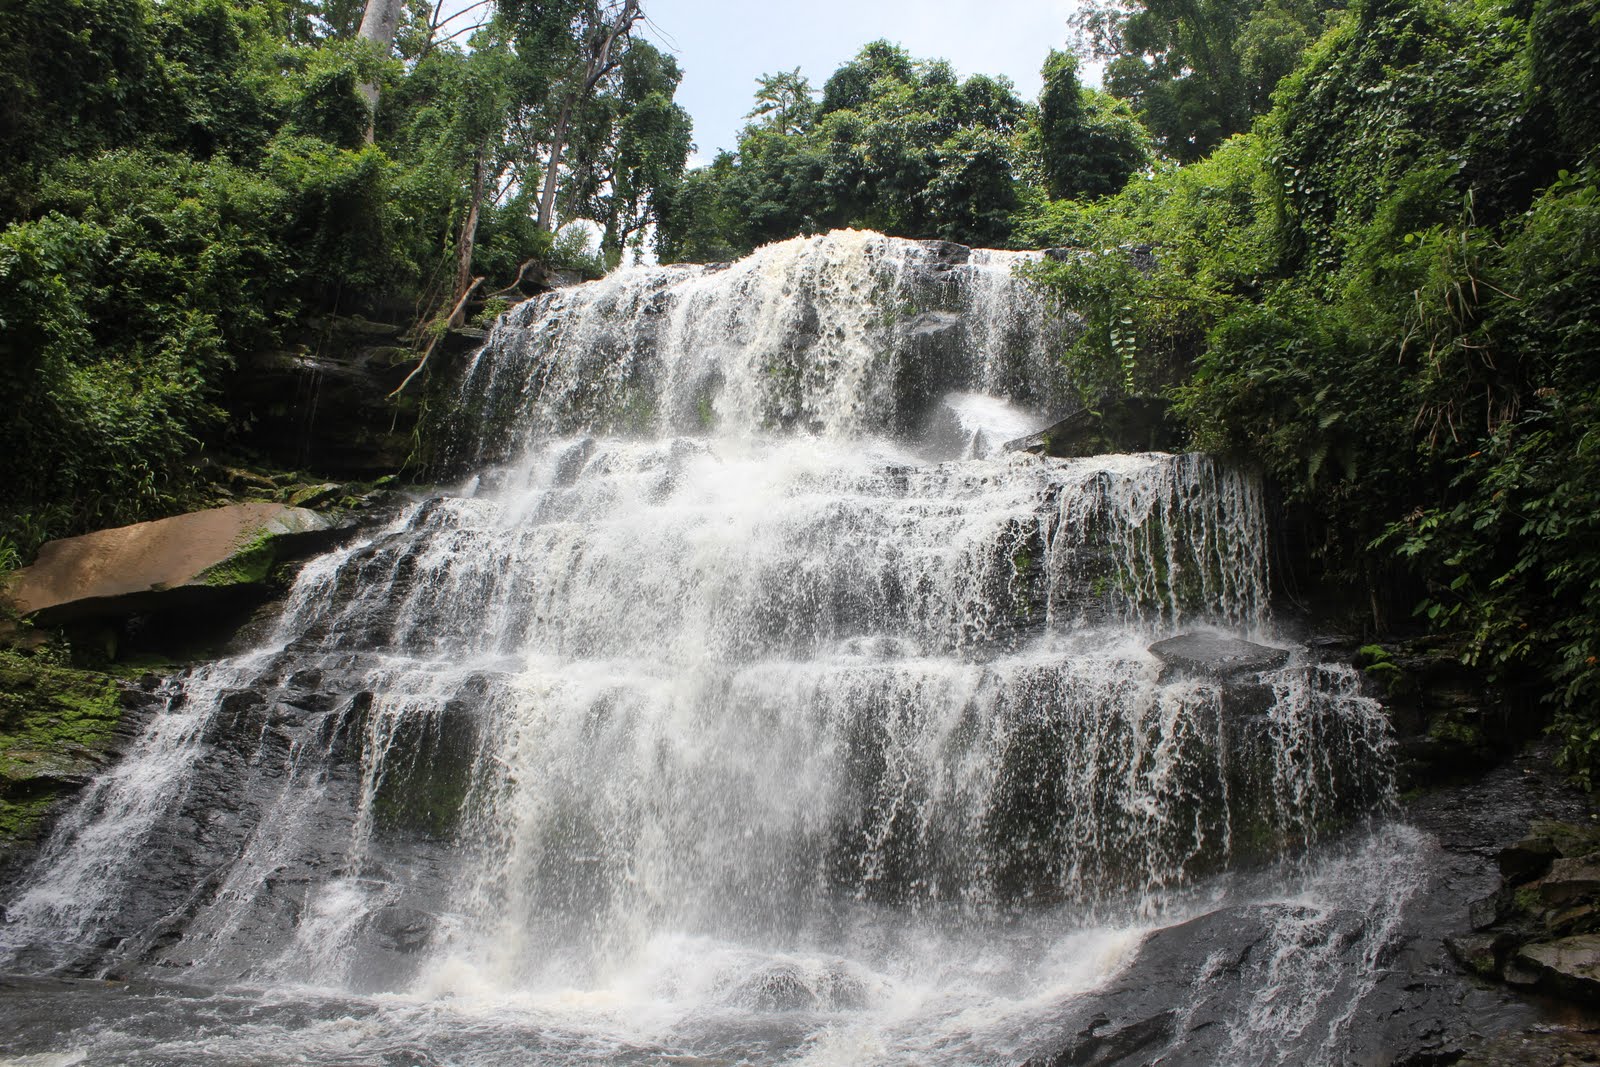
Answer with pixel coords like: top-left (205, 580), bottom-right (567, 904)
top-left (0, 231), bottom-right (1410, 1066)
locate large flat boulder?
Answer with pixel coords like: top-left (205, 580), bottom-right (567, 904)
top-left (1149, 633), bottom-right (1290, 680)
top-left (4, 504), bottom-right (343, 624)
top-left (1514, 935), bottom-right (1600, 1000)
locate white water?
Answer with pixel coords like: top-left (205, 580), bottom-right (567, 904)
top-left (0, 231), bottom-right (1408, 1066)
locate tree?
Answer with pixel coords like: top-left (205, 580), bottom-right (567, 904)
top-left (657, 40), bottom-right (1035, 257)
top-left (356, 0), bottom-right (406, 138)
top-left (531, 0), bottom-right (643, 231)
top-left (1036, 50), bottom-right (1150, 200)
top-left (747, 69), bottom-right (815, 136)
top-left (1073, 0), bottom-right (1336, 161)
top-left (568, 41), bottom-right (692, 264)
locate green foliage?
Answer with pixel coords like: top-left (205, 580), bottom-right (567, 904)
top-left (1033, 0), bottom-right (1600, 777)
top-left (1, 0), bottom-right (691, 555)
top-left (1023, 134), bottom-right (1279, 401)
top-left (1037, 51), bottom-right (1150, 200)
top-left (1527, 0), bottom-right (1600, 157)
top-left (660, 40), bottom-right (1033, 258)
top-left (549, 222), bottom-right (607, 278)
top-left (1269, 0), bottom-right (1557, 276)
top-left (0, 0), bottom-right (160, 192)
top-left (1075, 0), bottom-right (1341, 160)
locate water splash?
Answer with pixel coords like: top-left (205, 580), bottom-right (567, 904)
top-left (448, 231), bottom-right (1075, 465)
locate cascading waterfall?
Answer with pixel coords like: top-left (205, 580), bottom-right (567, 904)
top-left (0, 230), bottom-right (1408, 1067)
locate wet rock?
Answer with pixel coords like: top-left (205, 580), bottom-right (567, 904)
top-left (231, 325), bottom-right (418, 478)
top-left (1003, 397), bottom-right (1178, 459)
top-left (1471, 888), bottom-right (1512, 930)
top-left (1501, 832), bottom-right (1563, 884)
top-left (903, 310), bottom-right (962, 339)
top-left (0, 656), bottom-right (158, 870)
top-left (918, 239), bottom-right (971, 268)
top-left (1029, 1011), bottom-right (1178, 1066)
top-left (371, 906), bottom-right (434, 954)
top-left (287, 483), bottom-right (344, 509)
top-left (1455, 1027), bottom-right (1600, 1066)
top-left (1532, 819), bottom-right (1600, 860)
top-left (4, 504), bottom-right (350, 624)
top-left (1148, 633), bottom-right (1290, 681)
top-left (1515, 936), bottom-right (1600, 1000)
top-left (1447, 931), bottom-right (1516, 977)
top-left (1543, 859), bottom-right (1600, 907)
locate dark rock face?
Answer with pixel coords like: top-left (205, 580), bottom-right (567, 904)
top-left (1451, 805), bottom-right (1600, 1011)
top-left (917, 239), bottom-right (972, 269)
top-left (0, 667), bottom-right (163, 878)
top-left (0, 651), bottom-right (487, 987)
top-left (1022, 743), bottom-right (1600, 1067)
top-left (1515, 937), bottom-right (1600, 1000)
top-left (229, 316), bottom-right (427, 478)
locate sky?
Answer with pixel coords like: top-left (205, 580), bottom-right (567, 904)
top-left (635, 0), bottom-right (1099, 164)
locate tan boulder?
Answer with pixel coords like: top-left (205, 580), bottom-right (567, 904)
top-left (1515, 935), bottom-right (1600, 1000)
top-left (4, 503), bottom-right (342, 623)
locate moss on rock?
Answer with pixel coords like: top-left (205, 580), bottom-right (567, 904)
top-left (0, 650), bottom-right (122, 853)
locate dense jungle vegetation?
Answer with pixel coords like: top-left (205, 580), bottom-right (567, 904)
top-left (2, 0), bottom-right (1598, 774)
top-left (0, 0), bottom-right (690, 558)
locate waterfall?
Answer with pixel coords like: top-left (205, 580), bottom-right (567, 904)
top-left (0, 231), bottom-right (1406, 1066)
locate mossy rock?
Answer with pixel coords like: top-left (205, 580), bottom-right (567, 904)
top-left (0, 650), bottom-right (122, 852)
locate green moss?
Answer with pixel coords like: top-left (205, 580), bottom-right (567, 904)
top-left (197, 532), bottom-right (278, 588)
top-left (0, 650), bottom-right (122, 848)
top-left (0, 793), bottom-right (56, 843)
top-left (370, 714), bottom-right (476, 841)
top-left (1427, 711), bottom-right (1487, 748)
top-left (1513, 884), bottom-right (1544, 917)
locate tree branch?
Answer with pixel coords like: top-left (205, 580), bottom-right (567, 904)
top-left (389, 277), bottom-right (486, 399)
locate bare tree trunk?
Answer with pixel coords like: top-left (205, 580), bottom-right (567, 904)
top-left (357, 0), bottom-right (406, 142)
top-left (535, 99), bottom-right (575, 232)
top-left (534, 0), bottom-right (642, 231)
top-left (457, 146), bottom-right (488, 297)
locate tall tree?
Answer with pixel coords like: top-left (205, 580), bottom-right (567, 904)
top-left (533, 0), bottom-right (642, 231)
top-left (356, 0), bottom-right (406, 138)
top-left (747, 69), bottom-right (815, 136)
top-left (1036, 50), bottom-right (1150, 200)
top-left (567, 40), bottom-right (692, 264)
top-left (1073, 0), bottom-right (1335, 160)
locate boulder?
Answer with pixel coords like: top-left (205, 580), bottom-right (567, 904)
top-left (1148, 633), bottom-right (1290, 681)
top-left (1498, 833), bottom-right (1561, 884)
top-left (1540, 857), bottom-right (1600, 907)
top-left (1147, 634), bottom-right (1290, 723)
top-left (1004, 398), bottom-right (1178, 458)
top-left (4, 504), bottom-right (347, 624)
top-left (1514, 935), bottom-right (1600, 1000)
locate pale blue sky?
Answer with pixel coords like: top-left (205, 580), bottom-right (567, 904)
top-left (637, 1), bottom-right (1098, 163)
